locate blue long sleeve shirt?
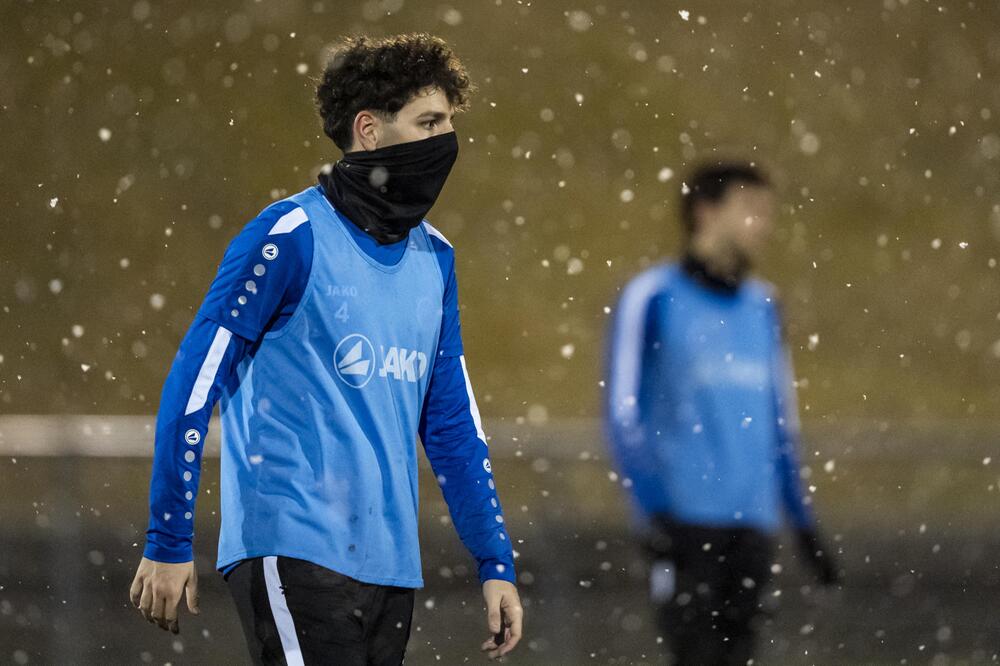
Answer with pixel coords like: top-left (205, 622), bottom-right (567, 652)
top-left (144, 189), bottom-right (515, 585)
top-left (605, 262), bottom-right (814, 534)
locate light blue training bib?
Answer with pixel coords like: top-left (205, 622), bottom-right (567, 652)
top-left (217, 185), bottom-right (444, 587)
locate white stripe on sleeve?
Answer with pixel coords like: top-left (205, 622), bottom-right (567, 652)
top-left (263, 556), bottom-right (305, 666)
top-left (422, 221), bottom-right (453, 247)
top-left (609, 269), bottom-right (667, 428)
top-left (267, 207), bottom-right (309, 236)
top-left (459, 355), bottom-right (487, 444)
top-left (183, 326), bottom-right (233, 416)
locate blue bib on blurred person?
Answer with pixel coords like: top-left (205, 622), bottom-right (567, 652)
top-left (217, 185), bottom-right (443, 587)
top-left (607, 263), bottom-right (801, 532)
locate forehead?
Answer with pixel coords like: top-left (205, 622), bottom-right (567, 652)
top-left (724, 183), bottom-right (772, 207)
top-left (399, 86), bottom-right (454, 116)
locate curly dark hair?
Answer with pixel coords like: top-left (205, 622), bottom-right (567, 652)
top-left (316, 33), bottom-right (473, 151)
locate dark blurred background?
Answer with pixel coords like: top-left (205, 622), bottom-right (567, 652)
top-left (1, 0), bottom-right (999, 664)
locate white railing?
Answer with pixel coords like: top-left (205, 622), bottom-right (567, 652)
top-left (0, 414), bottom-right (996, 461)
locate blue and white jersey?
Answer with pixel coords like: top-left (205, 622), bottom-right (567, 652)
top-left (605, 262), bottom-right (814, 534)
top-left (144, 184), bottom-right (515, 588)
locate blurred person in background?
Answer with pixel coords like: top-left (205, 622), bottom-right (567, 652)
top-left (128, 33), bottom-right (522, 664)
top-left (605, 163), bottom-right (840, 665)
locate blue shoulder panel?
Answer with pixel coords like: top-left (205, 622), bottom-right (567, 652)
top-left (197, 201), bottom-right (313, 339)
top-left (423, 222), bottom-right (463, 358)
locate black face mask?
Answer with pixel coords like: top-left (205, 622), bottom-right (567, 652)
top-left (681, 247), bottom-right (749, 294)
top-left (319, 131), bottom-right (459, 245)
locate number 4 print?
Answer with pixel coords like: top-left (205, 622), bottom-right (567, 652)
top-left (335, 301), bottom-right (349, 322)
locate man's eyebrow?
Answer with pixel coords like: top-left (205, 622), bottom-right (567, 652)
top-left (417, 110), bottom-right (454, 121)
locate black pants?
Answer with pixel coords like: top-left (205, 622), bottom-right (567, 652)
top-left (648, 520), bottom-right (773, 666)
top-left (226, 556), bottom-right (415, 666)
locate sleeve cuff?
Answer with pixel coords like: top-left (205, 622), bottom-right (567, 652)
top-left (143, 535), bottom-right (194, 563)
top-left (478, 557), bottom-right (517, 584)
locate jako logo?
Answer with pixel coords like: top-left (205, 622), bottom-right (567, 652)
top-left (378, 346), bottom-right (429, 383)
top-left (334, 334), bottom-right (376, 388)
top-left (334, 334), bottom-right (429, 388)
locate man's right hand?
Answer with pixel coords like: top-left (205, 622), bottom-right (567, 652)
top-left (129, 557), bottom-right (200, 634)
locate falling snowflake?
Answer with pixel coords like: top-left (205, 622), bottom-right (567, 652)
top-left (566, 10), bottom-right (592, 32)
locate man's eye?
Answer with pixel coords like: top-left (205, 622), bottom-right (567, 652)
top-left (423, 120), bottom-right (437, 129)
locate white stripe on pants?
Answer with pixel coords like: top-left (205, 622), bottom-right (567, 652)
top-left (263, 556), bottom-right (305, 666)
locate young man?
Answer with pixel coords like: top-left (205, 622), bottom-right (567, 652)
top-left (605, 163), bottom-right (839, 665)
top-left (129, 34), bottom-right (523, 664)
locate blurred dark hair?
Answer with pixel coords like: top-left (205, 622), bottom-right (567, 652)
top-left (316, 33), bottom-right (473, 152)
top-left (680, 162), bottom-right (770, 235)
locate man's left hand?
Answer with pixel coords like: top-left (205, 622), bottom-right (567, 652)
top-left (480, 579), bottom-right (523, 660)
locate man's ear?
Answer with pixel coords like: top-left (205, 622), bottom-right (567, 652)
top-left (352, 110), bottom-right (380, 151)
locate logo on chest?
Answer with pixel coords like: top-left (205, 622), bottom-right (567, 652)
top-left (692, 357), bottom-right (770, 388)
top-left (333, 333), bottom-right (429, 389)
